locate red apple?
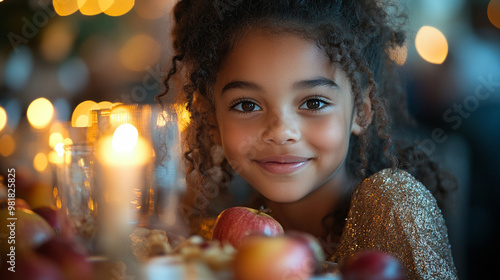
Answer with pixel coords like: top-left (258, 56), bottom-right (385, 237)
top-left (233, 235), bottom-right (315, 280)
top-left (32, 205), bottom-right (64, 234)
top-left (340, 250), bottom-right (405, 280)
top-left (0, 209), bottom-right (55, 255)
top-left (36, 236), bottom-right (93, 280)
top-left (212, 206), bottom-right (284, 248)
top-left (286, 231), bottom-right (326, 273)
top-left (0, 251), bottom-right (63, 280)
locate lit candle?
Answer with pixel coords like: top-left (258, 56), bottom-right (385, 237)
top-left (96, 123), bottom-right (152, 256)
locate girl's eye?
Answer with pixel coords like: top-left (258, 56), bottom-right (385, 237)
top-left (299, 98), bottom-right (330, 110)
top-left (231, 100), bottom-right (262, 112)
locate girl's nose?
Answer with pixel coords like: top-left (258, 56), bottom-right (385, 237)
top-left (261, 111), bottom-right (301, 145)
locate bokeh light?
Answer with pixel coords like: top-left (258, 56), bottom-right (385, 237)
top-left (120, 34), bottom-right (161, 72)
top-left (33, 152), bottom-right (48, 172)
top-left (112, 124), bottom-right (138, 152)
top-left (175, 103), bottom-right (191, 132)
top-left (4, 99), bottom-right (21, 131)
top-left (78, 0), bottom-right (103, 16)
top-left (71, 100), bottom-right (97, 127)
top-left (0, 135), bottom-right (15, 157)
top-left (156, 110), bottom-right (168, 127)
top-left (57, 57), bottom-right (89, 94)
top-left (488, 0), bottom-right (500, 29)
top-left (91, 101), bottom-right (114, 111)
top-left (0, 107), bottom-right (7, 132)
top-left (4, 46), bottom-right (33, 91)
top-left (55, 143), bottom-right (66, 157)
top-left (100, 0), bottom-right (135, 16)
top-left (135, 0), bottom-right (173, 19)
top-left (50, 122), bottom-right (68, 135)
top-left (53, 0), bottom-right (79, 16)
top-left (63, 138), bottom-right (74, 146)
top-left (48, 150), bottom-right (64, 165)
top-left (49, 143), bottom-right (66, 165)
top-left (110, 105), bottom-right (132, 127)
top-left (415, 26), bottom-right (448, 64)
top-left (49, 132), bottom-right (64, 148)
top-left (387, 43), bottom-right (408, 66)
top-left (40, 19), bottom-right (77, 62)
top-left (27, 98), bottom-right (54, 129)
top-left (76, 115), bottom-right (90, 127)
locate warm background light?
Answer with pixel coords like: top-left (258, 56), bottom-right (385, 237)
top-left (0, 107), bottom-right (7, 131)
top-left (0, 134), bottom-right (15, 157)
top-left (34, 152), bottom-right (48, 172)
top-left (156, 110), bottom-right (168, 127)
top-left (91, 101), bottom-right (114, 111)
top-left (54, 0), bottom-right (136, 16)
top-left (53, 0), bottom-right (79, 16)
top-left (110, 105), bottom-right (132, 127)
top-left (49, 132), bottom-right (64, 148)
top-left (415, 26), bottom-right (448, 64)
top-left (71, 100), bottom-right (97, 127)
top-left (387, 43), bottom-right (408, 66)
top-left (175, 103), bottom-right (191, 132)
top-left (50, 122), bottom-right (68, 136)
top-left (100, 0), bottom-right (135, 16)
top-left (54, 143), bottom-right (66, 157)
top-left (78, 0), bottom-right (103, 16)
top-left (27, 98), bottom-right (54, 129)
top-left (488, 0), bottom-right (500, 29)
top-left (63, 138), bottom-right (74, 146)
top-left (49, 142), bottom-right (66, 165)
top-left (40, 19), bottom-right (77, 62)
top-left (48, 150), bottom-right (63, 165)
top-left (135, 0), bottom-right (172, 19)
top-left (112, 124), bottom-right (138, 152)
top-left (120, 34), bottom-right (161, 71)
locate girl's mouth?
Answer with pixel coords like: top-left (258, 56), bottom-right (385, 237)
top-left (254, 156), bottom-right (311, 175)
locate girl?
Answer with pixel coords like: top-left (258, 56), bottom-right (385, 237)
top-left (157, 0), bottom-right (458, 279)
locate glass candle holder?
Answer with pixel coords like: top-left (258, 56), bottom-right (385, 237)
top-left (59, 144), bottom-right (99, 254)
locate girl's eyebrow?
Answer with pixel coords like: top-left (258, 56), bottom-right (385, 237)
top-left (220, 77), bottom-right (338, 95)
top-left (221, 81), bottom-right (261, 95)
top-left (292, 77), bottom-right (338, 90)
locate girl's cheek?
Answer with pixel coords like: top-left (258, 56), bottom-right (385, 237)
top-left (310, 119), bottom-right (349, 150)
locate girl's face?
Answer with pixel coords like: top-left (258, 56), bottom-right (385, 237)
top-left (213, 30), bottom-right (362, 203)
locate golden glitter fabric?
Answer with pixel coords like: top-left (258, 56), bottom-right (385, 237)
top-left (329, 168), bottom-right (458, 280)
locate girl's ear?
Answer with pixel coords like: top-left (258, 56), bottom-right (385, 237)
top-left (351, 88), bottom-right (373, 135)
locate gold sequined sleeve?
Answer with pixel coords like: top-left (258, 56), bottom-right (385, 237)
top-left (329, 169), bottom-right (458, 280)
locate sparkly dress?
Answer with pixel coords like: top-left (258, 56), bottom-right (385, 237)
top-left (329, 168), bottom-right (459, 279)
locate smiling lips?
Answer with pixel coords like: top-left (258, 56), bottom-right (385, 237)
top-left (254, 156), bottom-right (311, 174)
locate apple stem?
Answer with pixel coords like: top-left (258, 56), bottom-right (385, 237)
top-left (257, 205), bottom-right (271, 215)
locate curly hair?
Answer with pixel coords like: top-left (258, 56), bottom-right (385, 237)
top-left (156, 0), bottom-right (455, 232)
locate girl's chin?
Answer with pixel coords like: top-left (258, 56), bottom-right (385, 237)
top-left (259, 191), bottom-right (308, 204)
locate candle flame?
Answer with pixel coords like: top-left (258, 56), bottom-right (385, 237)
top-left (112, 124), bottom-right (138, 152)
